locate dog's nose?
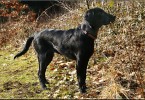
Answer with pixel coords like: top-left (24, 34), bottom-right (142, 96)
top-left (110, 15), bottom-right (116, 22)
top-left (113, 16), bottom-right (116, 20)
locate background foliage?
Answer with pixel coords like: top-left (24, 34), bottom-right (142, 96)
top-left (0, 0), bottom-right (145, 99)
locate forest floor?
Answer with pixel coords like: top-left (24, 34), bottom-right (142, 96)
top-left (0, 1), bottom-right (145, 99)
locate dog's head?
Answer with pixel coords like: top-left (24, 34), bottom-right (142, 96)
top-left (81, 7), bottom-right (116, 35)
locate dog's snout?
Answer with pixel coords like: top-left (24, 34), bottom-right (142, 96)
top-left (113, 16), bottom-right (116, 20)
top-left (110, 15), bottom-right (116, 22)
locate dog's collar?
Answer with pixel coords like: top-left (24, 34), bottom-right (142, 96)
top-left (83, 31), bottom-right (96, 40)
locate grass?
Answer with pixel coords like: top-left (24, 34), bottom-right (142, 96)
top-left (0, 46), bottom-right (79, 99)
top-left (0, 47), bottom-right (39, 98)
top-left (0, 0), bottom-right (145, 99)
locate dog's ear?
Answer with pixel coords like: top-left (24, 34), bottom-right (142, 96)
top-left (81, 21), bottom-right (92, 32)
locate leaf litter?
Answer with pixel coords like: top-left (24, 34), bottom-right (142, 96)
top-left (0, 0), bottom-right (145, 99)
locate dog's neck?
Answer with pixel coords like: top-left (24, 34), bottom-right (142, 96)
top-left (83, 31), bottom-right (96, 40)
top-left (80, 21), bottom-right (100, 40)
top-left (84, 27), bottom-right (99, 40)
top-left (91, 26), bottom-right (100, 37)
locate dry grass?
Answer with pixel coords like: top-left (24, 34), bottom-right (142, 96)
top-left (0, 0), bottom-right (145, 99)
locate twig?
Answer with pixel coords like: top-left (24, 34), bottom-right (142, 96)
top-left (56, 1), bottom-right (73, 12)
top-left (36, 4), bottom-right (57, 22)
top-left (85, 0), bottom-right (90, 9)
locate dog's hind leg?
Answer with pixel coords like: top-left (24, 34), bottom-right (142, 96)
top-left (37, 51), bottom-right (54, 89)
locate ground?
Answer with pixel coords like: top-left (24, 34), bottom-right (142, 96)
top-left (0, 1), bottom-right (145, 99)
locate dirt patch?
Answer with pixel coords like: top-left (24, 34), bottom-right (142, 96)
top-left (14, 88), bottom-right (35, 98)
top-left (13, 82), bottom-right (43, 98)
top-left (3, 81), bottom-right (42, 98)
top-left (3, 81), bottom-right (22, 90)
top-left (3, 81), bottom-right (40, 90)
top-left (0, 88), bottom-right (4, 93)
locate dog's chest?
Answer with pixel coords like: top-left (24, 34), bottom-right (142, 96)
top-left (52, 43), bottom-right (77, 60)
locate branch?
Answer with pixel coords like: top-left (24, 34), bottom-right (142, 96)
top-left (85, 0), bottom-right (90, 9)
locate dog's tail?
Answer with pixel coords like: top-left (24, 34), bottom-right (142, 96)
top-left (14, 36), bottom-right (34, 59)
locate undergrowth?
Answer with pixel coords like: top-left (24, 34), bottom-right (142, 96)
top-left (0, 0), bottom-right (145, 99)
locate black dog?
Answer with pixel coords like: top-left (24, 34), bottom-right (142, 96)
top-left (14, 7), bottom-right (115, 93)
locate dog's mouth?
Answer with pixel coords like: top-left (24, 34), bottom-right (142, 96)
top-left (104, 15), bottom-right (116, 25)
top-left (110, 16), bottom-right (116, 23)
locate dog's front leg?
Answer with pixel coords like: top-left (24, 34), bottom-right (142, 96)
top-left (76, 57), bottom-right (89, 93)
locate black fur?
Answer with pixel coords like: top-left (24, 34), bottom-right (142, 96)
top-left (14, 7), bottom-right (115, 93)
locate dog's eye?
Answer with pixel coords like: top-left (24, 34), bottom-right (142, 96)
top-left (92, 11), bottom-right (95, 15)
top-left (99, 11), bottom-right (104, 14)
top-left (97, 11), bottom-right (102, 16)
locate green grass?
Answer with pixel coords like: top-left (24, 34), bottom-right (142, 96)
top-left (0, 46), bottom-right (79, 99)
top-left (0, 0), bottom-right (145, 99)
top-left (0, 47), bottom-right (41, 98)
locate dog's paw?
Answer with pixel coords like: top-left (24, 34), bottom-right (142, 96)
top-left (41, 84), bottom-right (48, 90)
top-left (80, 86), bottom-right (87, 93)
top-left (45, 80), bottom-right (49, 84)
top-left (80, 89), bottom-right (86, 93)
top-left (42, 86), bottom-right (48, 90)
